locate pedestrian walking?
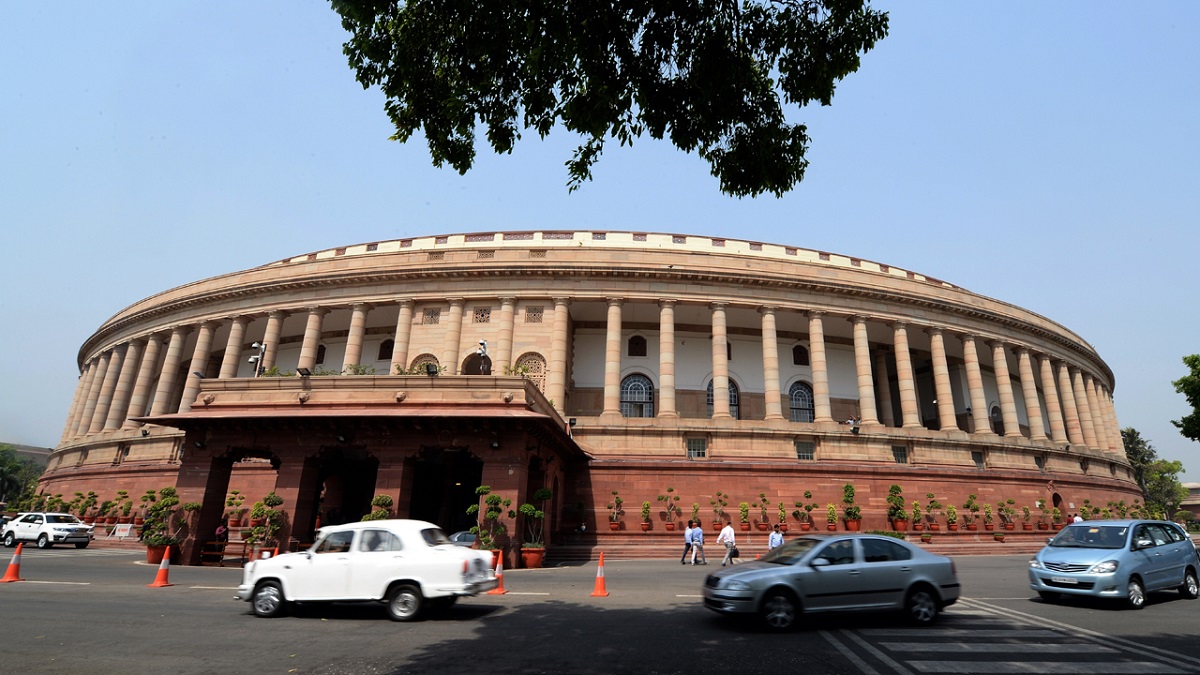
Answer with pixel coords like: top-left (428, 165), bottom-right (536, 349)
top-left (717, 522), bottom-right (737, 566)
top-left (680, 520), bottom-right (694, 564)
top-left (690, 525), bottom-right (707, 565)
top-left (767, 523), bottom-right (784, 550)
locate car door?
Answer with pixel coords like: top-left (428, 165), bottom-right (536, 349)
top-left (1148, 523), bottom-right (1189, 591)
top-left (14, 514), bottom-right (43, 542)
top-left (286, 530), bottom-right (355, 600)
top-left (803, 538), bottom-right (864, 611)
top-left (347, 528), bottom-right (406, 599)
top-left (855, 537), bottom-right (916, 609)
top-left (1129, 524), bottom-right (1170, 590)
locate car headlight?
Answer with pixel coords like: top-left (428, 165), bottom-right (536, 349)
top-left (1089, 560), bottom-right (1118, 574)
top-left (722, 579), bottom-right (752, 591)
top-left (1029, 559), bottom-right (1043, 569)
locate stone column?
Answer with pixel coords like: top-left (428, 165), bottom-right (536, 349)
top-left (960, 334), bottom-right (992, 435)
top-left (390, 300), bottom-right (414, 374)
top-left (496, 297), bottom-right (516, 373)
top-left (850, 316), bottom-right (879, 425)
top-left (710, 303), bottom-right (732, 419)
top-left (1083, 375), bottom-right (1109, 451)
top-left (892, 322), bottom-right (922, 429)
top-left (87, 349), bottom-right (124, 434)
top-left (61, 363), bottom-right (94, 442)
top-left (1103, 387), bottom-right (1123, 452)
top-left (1071, 367), bottom-right (1099, 449)
top-left (342, 303), bottom-right (371, 371)
top-left (178, 321), bottom-right (217, 413)
top-left (218, 316), bottom-right (251, 379)
top-left (1038, 355), bottom-right (1067, 440)
top-left (873, 349), bottom-right (895, 427)
top-left (125, 334), bottom-right (165, 424)
top-left (297, 308), bottom-right (328, 372)
top-left (761, 307), bottom-right (784, 420)
top-left (657, 300), bottom-right (678, 418)
top-left (546, 298), bottom-right (570, 411)
top-left (989, 341), bottom-right (1021, 438)
top-left (149, 326), bottom-right (191, 417)
top-left (441, 299), bottom-right (465, 374)
top-left (105, 340), bottom-right (144, 431)
top-left (1055, 361), bottom-right (1085, 446)
top-left (261, 310), bottom-right (287, 371)
top-left (927, 328), bottom-right (957, 431)
top-left (601, 298), bottom-right (624, 416)
top-left (808, 312), bottom-right (833, 422)
top-left (74, 357), bottom-right (107, 437)
top-left (1016, 348), bottom-right (1047, 440)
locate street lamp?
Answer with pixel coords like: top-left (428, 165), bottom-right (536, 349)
top-left (248, 341), bottom-right (267, 377)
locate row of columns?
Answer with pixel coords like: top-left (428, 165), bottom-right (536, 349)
top-left (61, 298), bottom-right (1122, 456)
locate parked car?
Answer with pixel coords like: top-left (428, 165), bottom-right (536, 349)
top-left (448, 530), bottom-right (476, 547)
top-left (702, 533), bottom-right (961, 631)
top-left (236, 519), bottom-right (498, 621)
top-left (2, 512), bottom-right (95, 549)
top-left (1028, 519), bottom-right (1200, 609)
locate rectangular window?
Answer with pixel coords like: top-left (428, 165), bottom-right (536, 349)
top-left (1034, 455), bottom-right (1046, 472)
top-left (427, 251), bottom-right (444, 261)
top-left (422, 309), bottom-right (441, 325)
top-left (891, 445), bottom-right (909, 464)
top-left (525, 306), bottom-right (544, 323)
top-left (971, 451), bottom-right (985, 470)
top-left (686, 438), bottom-right (706, 459)
top-left (473, 307), bottom-right (491, 323)
top-left (795, 441), bottom-right (815, 461)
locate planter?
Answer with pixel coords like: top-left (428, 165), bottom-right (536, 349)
top-left (1003, 523), bottom-right (1015, 531)
top-left (488, 549), bottom-right (502, 568)
top-left (228, 517), bottom-right (241, 529)
top-left (520, 548), bottom-right (546, 569)
top-left (928, 523), bottom-right (940, 531)
top-left (965, 523), bottom-right (977, 531)
top-left (892, 519), bottom-right (909, 532)
top-left (756, 523), bottom-right (769, 531)
top-left (1037, 522), bottom-right (1049, 530)
top-left (712, 522), bottom-right (723, 532)
top-left (118, 516), bottom-right (132, 524)
top-left (640, 522), bottom-right (650, 532)
top-left (826, 523), bottom-right (837, 531)
top-left (778, 524), bottom-right (787, 533)
top-left (82, 516), bottom-right (96, 525)
top-left (145, 544), bottom-right (178, 565)
top-left (844, 519), bottom-right (861, 532)
top-left (1053, 523), bottom-right (1064, 530)
top-left (947, 523), bottom-right (959, 531)
top-left (134, 517), bottom-right (145, 526)
top-left (984, 523), bottom-right (995, 531)
top-left (920, 533), bottom-right (933, 543)
top-left (739, 523), bottom-right (751, 531)
top-left (1022, 523), bottom-right (1034, 531)
top-left (799, 522), bottom-right (812, 531)
top-left (665, 522), bottom-right (676, 531)
top-left (912, 522), bottom-right (923, 531)
top-left (105, 516), bottom-right (118, 525)
top-left (608, 522), bottom-right (620, 531)
top-left (994, 534), bottom-right (1006, 543)
top-left (249, 517), bottom-right (266, 528)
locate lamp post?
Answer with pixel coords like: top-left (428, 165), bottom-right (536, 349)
top-left (248, 341), bottom-right (267, 377)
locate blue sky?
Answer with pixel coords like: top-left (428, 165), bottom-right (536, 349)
top-left (2, 2), bottom-right (1197, 477)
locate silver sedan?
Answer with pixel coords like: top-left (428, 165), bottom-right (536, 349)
top-left (702, 533), bottom-right (961, 631)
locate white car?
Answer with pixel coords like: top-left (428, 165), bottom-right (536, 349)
top-left (236, 519), bottom-right (498, 621)
top-left (2, 512), bottom-right (95, 549)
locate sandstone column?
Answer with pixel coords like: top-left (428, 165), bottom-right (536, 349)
top-left (961, 334), bottom-right (992, 435)
top-left (1055, 361), bottom-right (1085, 446)
top-left (892, 322), bottom-right (922, 429)
top-left (218, 316), bottom-right (251, 378)
top-left (261, 310), bottom-right (287, 372)
top-left (545, 298), bottom-right (570, 411)
top-left (601, 298), bottom-right (624, 416)
top-left (1016, 348), bottom-right (1047, 440)
top-left (989, 341), bottom-right (1021, 438)
top-left (297, 308), bottom-right (329, 372)
top-left (927, 327), bottom-right (957, 431)
top-left (105, 339), bottom-right (145, 431)
top-left (61, 363), bottom-right (94, 442)
top-left (850, 316), bottom-right (879, 425)
top-left (441, 299), bottom-right (465, 374)
top-left (178, 321), bottom-right (218, 413)
top-left (342, 303), bottom-right (372, 371)
top-left (761, 306), bottom-right (784, 420)
top-left (1038, 355), bottom-right (1067, 441)
top-left (1071, 367), bottom-right (1099, 449)
top-left (808, 312), bottom-right (833, 422)
top-left (1083, 375), bottom-right (1109, 451)
top-left (710, 303), bottom-right (732, 419)
top-left (87, 349), bottom-right (123, 434)
top-left (390, 300), bottom-right (414, 374)
top-left (125, 334), bottom-right (165, 424)
top-left (496, 297), bottom-right (516, 373)
top-left (149, 326), bottom-right (191, 416)
top-left (74, 358), bottom-right (106, 437)
top-left (873, 349), bottom-right (895, 427)
top-left (657, 300), bottom-right (678, 418)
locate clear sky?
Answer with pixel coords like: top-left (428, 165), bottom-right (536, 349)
top-left (2, 2), bottom-right (1197, 477)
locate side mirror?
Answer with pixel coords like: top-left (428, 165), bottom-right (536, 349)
top-left (1135, 539), bottom-right (1154, 550)
top-left (810, 557), bottom-right (830, 569)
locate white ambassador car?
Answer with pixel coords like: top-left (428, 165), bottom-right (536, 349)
top-left (237, 519), bottom-right (498, 621)
top-left (2, 512), bottom-right (95, 549)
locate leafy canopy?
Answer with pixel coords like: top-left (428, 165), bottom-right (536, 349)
top-left (1172, 354), bottom-right (1200, 443)
top-left (331, 0), bottom-right (889, 197)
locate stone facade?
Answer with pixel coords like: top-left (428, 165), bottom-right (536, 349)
top-left (43, 231), bottom-right (1137, 563)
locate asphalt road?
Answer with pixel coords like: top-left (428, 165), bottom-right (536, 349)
top-left (2, 548), bottom-right (1199, 674)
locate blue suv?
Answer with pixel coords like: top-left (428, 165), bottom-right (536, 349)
top-left (1029, 519), bottom-right (1199, 609)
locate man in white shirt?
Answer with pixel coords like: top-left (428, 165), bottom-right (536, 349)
top-left (717, 522), bottom-right (737, 566)
top-left (768, 523), bottom-right (784, 550)
top-left (680, 520), bottom-right (694, 565)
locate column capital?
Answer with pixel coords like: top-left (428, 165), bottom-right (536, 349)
top-left (447, 298), bottom-right (465, 308)
top-left (924, 325), bottom-right (945, 337)
top-left (304, 306), bottom-right (330, 317)
top-left (607, 297), bottom-right (624, 307)
top-left (758, 305), bottom-right (777, 316)
top-left (887, 320), bottom-right (909, 330)
top-left (499, 296), bottom-right (516, 306)
top-left (986, 338), bottom-right (1009, 350)
top-left (351, 302), bottom-right (374, 312)
top-left (805, 309), bottom-right (826, 319)
top-left (657, 298), bottom-right (677, 308)
top-left (848, 314), bottom-right (871, 325)
top-left (552, 297), bottom-right (571, 306)
top-left (225, 314), bottom-right (253, 325)
top-left (268, 309), bottom-right (289, 320)
top-left (394, 298), bottom-right (415, 309)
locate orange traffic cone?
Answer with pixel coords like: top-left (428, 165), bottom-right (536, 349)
top-left (1, 543), bottom-right (25, 583)
top-left (590, 552), bottom-right (609, 597)
top-left (147, 551), bottom-right (174, 588)
top-left (486, 556), bottom-right (507, 595)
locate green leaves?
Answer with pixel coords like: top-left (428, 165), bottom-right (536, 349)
top-left (332, 0), bottom-right (888, 197)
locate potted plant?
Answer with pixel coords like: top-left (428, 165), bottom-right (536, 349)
top-left (792, 491), bottom-right (817, 531)
top-left (756, 493), bottom-right (771, 531)
top-left (249, 500), bottom-right (269, 527)
top-left (1021, 505), bottom-right (1033, 530)
top-left (362, 493), bottom-right (394, 521)
top-left (97, 500), bottom-right (114, 527)
top-left (142, 486), bottom-right (181, 564)
top-left (738, 501), bottom-right (751, 531)
top-left (945, 504), bottom-right (958, 531)
top-left (911, 500), bottom-right (923, 531)
top-left (79, 491), bottom-right (99, 524)
top-left (983, 503), bottom-right (994, 530)
top-left (825, 503), bottom-right (838, 531)
top-left (121, 499), bottom-right (134, 523)
top-left (926, 493), bottom-right (942, 530)
top-left (606, 490), bottom-right (625, 530)
top-left (777, 502), bottom-right (788, 532)
top-left (1051, 507), bottom-right (1063, 529)
top-left (993, 530), bottom-right (1006, 543)
top-left (225, 490), bottom-right (245, 528)
top-left (466, 485), bottom-right (511, 564)
top-left (516, 488), bottom-right (552, 568)
top-left (962, 494), bottom-right (980, 531)
top-left (920, 530), bottom-right (933, 544)
top-left (640, 501), bottom-right (652, 531)
top-left (886, 485), bottom-right (908, 531)
top-left (691, 502), bottom-right (701, 526)
top-left (1036, 499), bottom-right (1050, 529)
top-left (657, 487), bottom-right (682, 530)
top-left (138, 489), bottom-right (158, 525)
top-left (1000, 499), bottom-right (1017, 530)
top-left (842, 483), bottom-right (861, 531)
top-left (710, 491), bottom-right (728, 531)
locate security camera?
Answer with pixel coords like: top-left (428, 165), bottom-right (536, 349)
top-left (248, 355), bottom-right (260, 363)
top-left (478, 340), bottom-right (487, 346)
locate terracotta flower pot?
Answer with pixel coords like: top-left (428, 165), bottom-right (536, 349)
top-left (1004, 523), bottom-right (1015, 531)
top-left (845, 519), bottom-right (861, 532)
top-left (712, 522), bottom-right (722, 532)
top-left (665, 522), bottom-right (676, 531)
top-left (739, 523), bottom-right (750, 531)
top-left (947, 523), bottom-right (959, 531)
top-left (640, 522), bottom-right (650, 531)
top-left (826, 523), bottom-right (837, 531)
top-left (608, 522), bottom-right (620, 531)
top-left (984, 523), bottom-right (995, 531)
top-left (520, 548), bottom-right (546, 569)
top-left (892, 519), bottom-right (908, 532)
top-left (1022, 523), bottom-right (1033, 530)
top-left (756, 523), bottom-right (769, 531)
top-left (778, 524), bottom-right (787, 532)
top-left (966, 524), bottom-right (977, 531)
top-left (920, 534), bottom-right (933, 543)
top-left (800, 522), bottom-right (812, 531)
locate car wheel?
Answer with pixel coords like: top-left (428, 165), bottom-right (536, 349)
top-left (1179, 569), bottom-right (1199, 600)
top-left (760, 589), bottom-right (799, 631)
top-left (905, 586), bottom-right (940, 625)
top-left (36, 534), bottom-right (52, 549)
top-left (1037, 591), bottom-right (1061, 602)
top-left (75, 542), bottom-right (89, 549)
top-left (2, 532), bottom-right (14, 548)
top-left (386, 584), bottom-right (423, 622)
top-left (1126, 577), bottom-right (1146, 610)
top-left (251, 581), bottom-right (287, 618)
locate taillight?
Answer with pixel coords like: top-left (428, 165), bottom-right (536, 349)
top-left (462, 560), bottom-right (468, 575)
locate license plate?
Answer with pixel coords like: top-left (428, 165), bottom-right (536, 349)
top-left (1050, 576), bottom-right (1077, 585)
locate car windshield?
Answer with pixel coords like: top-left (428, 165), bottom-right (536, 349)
top-left (1049, 525), bottom-right (1128, 549)
top-left (47, 515), bottom-right (82, 524)
top-left (420, 527), bottom-right (452, 546)
top-left (761, 537), bottom-right (821, 565)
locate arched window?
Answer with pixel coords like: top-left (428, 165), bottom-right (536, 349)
top-left (376, 339), bottom-right (394, 362)
top-left (620, 374), bottom-right (654, 417)
top-left (792, 345), bottom-right (810, 366)
top-left (409, 353), bottom-right (440, 375)
top-left (706, 379), bottom-right (740, 420)
top-left (316, 344), bottom-right (326, 365)
top-left (789, 382), bottom-right (815, 422)
top-left (514, 352), bottom-right (547, 392)
top-left (627, 335), bottom-right (647, 357)
top-left (990, 405), bottom-right (1005, 436)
